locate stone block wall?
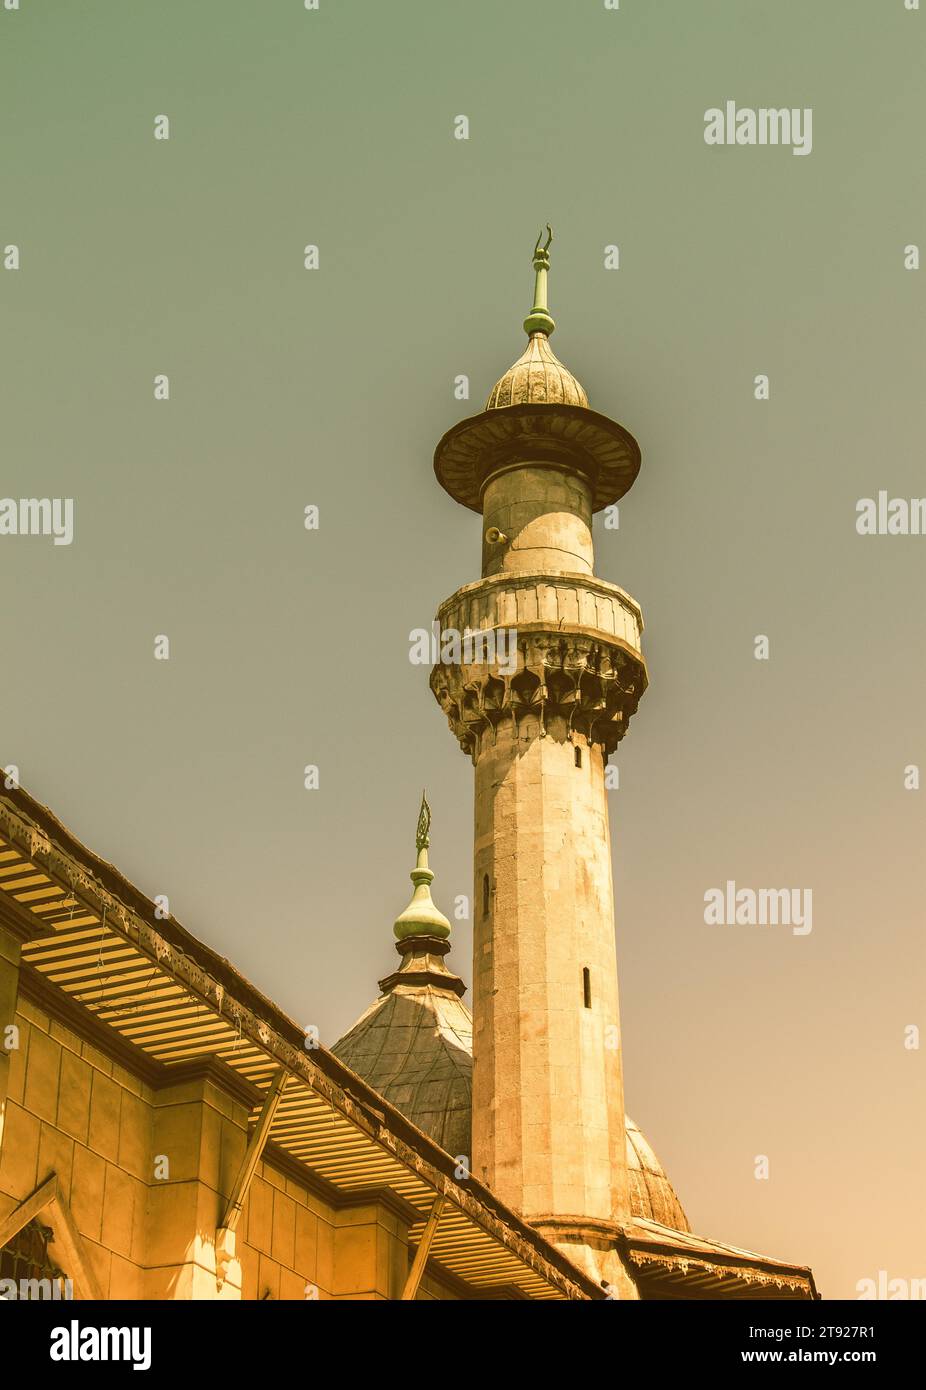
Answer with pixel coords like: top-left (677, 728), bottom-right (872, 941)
top-left (0, 993), bottom-right (150, 1297)
top-left (0, 931), bottom-right (459, 1300)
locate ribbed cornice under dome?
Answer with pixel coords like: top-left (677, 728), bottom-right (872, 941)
top-left (485, 333), bottom-right (589, 411)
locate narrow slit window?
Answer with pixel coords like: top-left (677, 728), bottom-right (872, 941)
top-left (582, 967), bottom-right (592, 1009)
top-left (574, 745), bottom-right (582, 768)
top-left (482, 873), bottom-right (490, 917)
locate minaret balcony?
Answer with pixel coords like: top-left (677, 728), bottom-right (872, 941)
top-left (429, 570), bottom-right (647, 759)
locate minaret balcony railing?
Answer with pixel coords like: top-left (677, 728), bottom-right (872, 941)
top-left (430, 571), bottom-right (647, 759)
top-left (435, 569), bottom-right (643, 652)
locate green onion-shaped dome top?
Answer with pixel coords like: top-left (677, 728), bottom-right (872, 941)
top-left (393, 793), bottom-right (451, 941)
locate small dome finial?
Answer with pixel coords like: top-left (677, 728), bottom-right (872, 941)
top-left (415, 790), bottom-right (431, 853)
top-left (523, 224), bottom-right (556, 337)
top-left (394, 791), bottom-right (451, 941)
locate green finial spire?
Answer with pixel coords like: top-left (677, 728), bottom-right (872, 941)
top-left (416, 791), bottom-right (431, 853)
top-left (523, 224), bottom-right (556, 337)
top-left (394, 792), bottom-right (451, 941)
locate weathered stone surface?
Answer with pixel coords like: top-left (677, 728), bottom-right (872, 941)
top-left (336, 967), bottom-right (689, 1232)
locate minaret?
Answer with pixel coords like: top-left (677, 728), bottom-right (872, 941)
top-left (430, 230), bottom-right (647, 1292)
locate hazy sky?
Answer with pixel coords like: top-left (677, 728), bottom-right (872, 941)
top-left (2, 1), bottom-right (924, 1299)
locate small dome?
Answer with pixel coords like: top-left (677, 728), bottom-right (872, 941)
top-left (625, 1115), bottom-right (690, 1232)
top-left (332, 978), bottom-right (473, 1159)
top-left (486, 333), bottom-right (589, 411)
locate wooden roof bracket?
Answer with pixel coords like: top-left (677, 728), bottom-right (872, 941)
top-left (215, 1068), bottom-right (287, 1290)
top-left (401, 1193), bottom-right (446, 1301)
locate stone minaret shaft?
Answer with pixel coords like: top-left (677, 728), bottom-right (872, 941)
top-left (431, 230), bottom-right (647, 1282)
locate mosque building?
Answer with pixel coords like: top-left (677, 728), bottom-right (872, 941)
top-left (0, 236), bottom-right (817, 1300)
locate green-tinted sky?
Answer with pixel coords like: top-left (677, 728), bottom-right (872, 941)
top-left (2, 0), bottom-right (924, 1299)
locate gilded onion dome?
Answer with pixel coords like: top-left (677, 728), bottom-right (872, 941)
top-left (485, 224), bottom-right (589, 411)
top-left (393, 793), bottom-right (451, 941)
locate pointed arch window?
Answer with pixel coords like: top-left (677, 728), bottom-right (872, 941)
top-left (0, 1219), bottom-right (68, 1297)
